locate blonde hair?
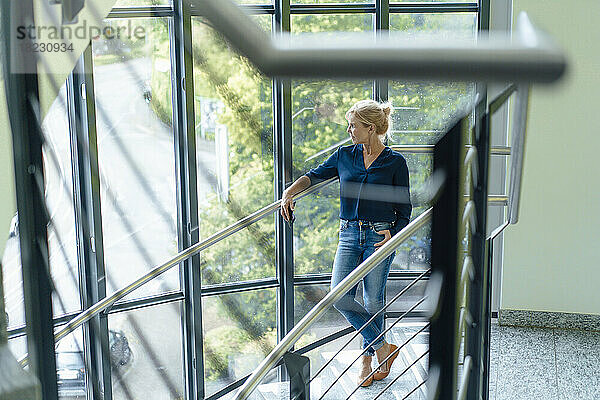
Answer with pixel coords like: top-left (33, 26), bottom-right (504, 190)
top-left (345, 100), bottom-right (393, 142)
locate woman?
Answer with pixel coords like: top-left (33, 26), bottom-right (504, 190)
top-left (281, 100), bottom-right (411, 387)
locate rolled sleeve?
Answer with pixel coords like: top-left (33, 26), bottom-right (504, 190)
top-left (304, 148), bottom-right (339, 185)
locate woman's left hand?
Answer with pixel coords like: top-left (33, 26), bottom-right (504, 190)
top-left (374, 230), bottom-right (391, 249)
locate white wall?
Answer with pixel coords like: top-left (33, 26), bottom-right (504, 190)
top-left (502, 0), bottom-right (600, 315)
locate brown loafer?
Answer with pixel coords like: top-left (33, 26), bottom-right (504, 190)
top-left (358, 372), bottom-right (374, 387)
top-left (373, 344), bottom-right (399, 381)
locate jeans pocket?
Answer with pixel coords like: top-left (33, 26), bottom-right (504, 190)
top-left (372, 222), bottom-right (392, 233)
top-left (340, 219), bottom-right (349, 232)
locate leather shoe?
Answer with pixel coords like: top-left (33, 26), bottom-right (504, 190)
top-left (373, 344), bottom-right (399, 381)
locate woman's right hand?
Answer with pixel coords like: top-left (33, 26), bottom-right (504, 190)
top-left (280, 190), bottom-right (295, 222)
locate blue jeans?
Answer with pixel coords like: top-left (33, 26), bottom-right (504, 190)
top-left (331, 219), bottom-right (395, 356)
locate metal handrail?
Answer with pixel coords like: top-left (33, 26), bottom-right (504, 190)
top-left (195, 0), bottom-right (566, 83)
top-left (311, 143), bottom-right (510, 157)
top-left (19, 175), bottom-right (506, 361)
top-left (233, 207), bottom-right (433, 400)
top-left (392, 145), bottom-right (510, 155)
top-left (310, 269), bottom-right (430, 385)
top-left (490, 220), bottom-right (510, 241)
top-left (13, 176), bottom-right (335, 367)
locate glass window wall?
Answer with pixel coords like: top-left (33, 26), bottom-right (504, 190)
top-left (2, 84), bottom-right (80, 331)
top-left (5, 2), bottom-right (487, 398)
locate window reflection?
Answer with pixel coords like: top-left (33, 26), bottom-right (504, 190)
top-left (92, 18), bottom-right (179, 300)
top-left (291, 14), bottom-right (373, 276)
top-left (192, 18), bottom-right (276, 285)
top-left (1, 84), bottom-right (80, 329)
top-left (108, 302), bottom-right (184, 399)
top-left (203, 289), bottom-right (277, 397)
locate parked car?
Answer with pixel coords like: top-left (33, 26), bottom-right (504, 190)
top-left (397, 235), bottom-right (431, 269)
top-left (408, 237), bottom-right (431, 266)
top-left (142, 79), bottom-right (152, 104)
top-left (56, 329), bottom-right (132, 397)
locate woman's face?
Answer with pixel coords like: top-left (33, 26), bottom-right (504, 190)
top-left (346, 113), bottom-right (373, 144)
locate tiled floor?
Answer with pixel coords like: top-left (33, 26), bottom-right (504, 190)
top-left (489, 321), bottom-right (600, 400)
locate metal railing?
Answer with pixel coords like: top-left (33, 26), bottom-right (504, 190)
top-left (195, 0), bottom-right (566, 83)
top-left (234, 208), bottom-right (434, 399)
top-left (234, 80), bottom-right (531, 400)
top-left (16, 176), bottom-right (333, 363)
top-left (5, 0), bottom-right (559, 396)
top-left (12, 170), bottom-right (507, 368)
top-left (314, 271), bottom-right (431, 400)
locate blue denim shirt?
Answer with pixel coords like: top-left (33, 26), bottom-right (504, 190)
top-left (305, 144), bottom-right (411, 236)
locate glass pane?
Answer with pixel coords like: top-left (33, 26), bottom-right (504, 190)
top-left (235, 0), bottom-right (272, 4)
top-left (2, 84), bottom-right (80, 328)
top-left (44, 85), bottom-right (80, 318)
top-left (55, 327), bottom-right (88, 399)
top-left (114, 0), bottom-right (170, 6)
top-left (291, 13), bottom-right (373, 34)
top-left (389, 13), bottom-right (476, 270)
top-left (293, 0), bottom-right (374, 4)
top-left (393, 0), bottom-right (474, 2)
top-left (203, 289), bottom-right (277, 397)
top-left (390, 12), bottom-right (477, 39)
top-left (291, 13), bottom-right (373, 276)
top-left (7, 335), bottom-right (27, 361)
top-left (251, 14), bottom-right (272, 33)
top-left (390, 153), bottom-right (432, 271)
top-left (389, 13), bottom-right (477, 145)
top-left (92, 18), bottom-right (179, 301)
top-left (295, 284), bottom-right (349, 329)
top-left (2, 225), bottom-right (24, 330)
top-left (108, 302), bottom-right (184, 399)
top-left (291, 80), bottom-right (372, 276)
top-left (191, 18), bottom-right (276, 285)
top-left (200, 217), bottom-right (276, 286)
